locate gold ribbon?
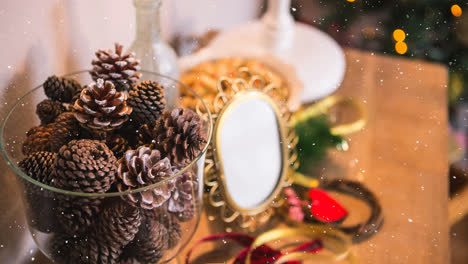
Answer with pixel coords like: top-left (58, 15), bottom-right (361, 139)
top-left (245, 226), bottom-right (358, 264)
top-left (291, 95), bottom-right (367, 136)
top-left (293, 172), bottom-right (320, 189)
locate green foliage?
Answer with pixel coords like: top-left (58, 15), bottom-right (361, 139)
top-left (294, 114), bottom-right (343, 172)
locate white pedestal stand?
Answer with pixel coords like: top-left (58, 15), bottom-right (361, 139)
top-left (180, 0), bottom-right (346, 102)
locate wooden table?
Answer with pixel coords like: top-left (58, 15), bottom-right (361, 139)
top-left (182, 48), bottom-right (450, 264)
top-left (0, 48), bottom-right (449, 263)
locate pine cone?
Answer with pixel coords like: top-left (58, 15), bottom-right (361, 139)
top-left (140, 208), bottom-right (182, 249)
top-left (54, 233), bottom-right (118, 264)
top-left (106, 134), bottom-right (129, 158)
top-left (53, 139), bottom-right (117, 193)
top-left (159, 210), bottom-right (182, 248)
top-left (115, 122), bottom-right (139, 149)
top-left (70, 200), bottom-right (141, 264)
top-left (152, 108), bottom-right (206, 165)
top-left (43, 75), bottom-right (82, 103)
top-left (22, 124), bottom-right (53, 155)
top-left (128, 81), bottom-right (166, 127)
top-left (36, 99), bottom-right (65, 125)
top-left (74, 79), bottom-right (133, 134)
top-left (117, 146), bottom-right (175, 210)
top-left (167, 169), bottom-right (197, 222)
top-left (56, 196), bottom-right (102, 234)
top-left (91, 43), bottom-right (142, 91)
top-left (49, 112), bottom-right (81, 152)
top-left (127, 213), bottom-right (168, 264)
top-left (19, 151), bottom-right (57, 184)
top-left (19, 151), bottom-right (60, 233)
top-left (96, 200), bottom-right (142, 247)
top-left (136, 122), bottom-right (155, 147)
top-left (49, 233), bottom-right (78, 263)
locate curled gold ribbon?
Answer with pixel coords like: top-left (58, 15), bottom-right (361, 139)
top-left (293, 172), bottom-right (320, 189)
top-left (245, 226), bottom-right (358, 264)
top-left (291, 95), bottom-right (367, 136)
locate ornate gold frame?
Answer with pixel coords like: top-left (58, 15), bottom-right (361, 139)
top-left (197, 68), bottom-right (298, 231)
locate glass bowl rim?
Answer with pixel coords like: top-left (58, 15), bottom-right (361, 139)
top-left (0, 70), bottom-right (213, 197)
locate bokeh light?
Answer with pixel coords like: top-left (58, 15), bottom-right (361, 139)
top-left (393, 29), bottom-right (406, 42)
top-left (451, 4), bottom-right (462, 17)
top-left (395, 42), bottom-right (408, 54)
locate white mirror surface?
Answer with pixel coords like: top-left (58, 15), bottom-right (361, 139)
top-left (218, 97), bottom-right (283, 209)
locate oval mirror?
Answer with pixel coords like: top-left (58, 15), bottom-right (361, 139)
top-left (216, 91), bottom-right (287, 212)
top-left (200, 70), bottom-right (295, 230)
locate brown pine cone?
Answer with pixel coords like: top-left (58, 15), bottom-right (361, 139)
top-left (136, 122), bottom-right (155, 147)
top-left (19, 152), bottom-right (61, 233)
top-left (49, 233), bottom-right (78, 263)
top-left (91, 43), bottom-right (142, 91)
top-left (53, 139), bottom-right (117, 193)
top-left (43, 75), bottom-right (82, 103)
top-left (127, 213), bottom-right (168, 264)
top-left (95, 200), bottom-right (142, 248)
top-left (106, 134), bottom-right (129, 158)
top-left (53, 233), bottom-right (117, 264)
top-left (159, 210), bottom-right (182, 248)
top-left (70, 200), bottom-right (141, 264)
top-left (152, 108), bottom-right (206, 165)
top-left (117, 146), bottom-right (175, 210)
top-left (19, 151), bottom-right (57, 184)
top-left (22, 124), bottom-right (53, 155)
top-left (36, 99), bottom-right (65, 125)
top-left (74, 79), bottom-right (133, 134)
top-left (56, 196), bottom-right (102, 234)
top-left (128, 81), bottom-right (166, 127)
top-left (167, 169), bottom-right (198, 222)
top-left (140, 208), bottom-right (182, 249)
top-left (49, 112), bottom-right (81, 152)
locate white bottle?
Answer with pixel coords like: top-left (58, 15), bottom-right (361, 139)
top-left (129, 0), bottom-right (179, 107)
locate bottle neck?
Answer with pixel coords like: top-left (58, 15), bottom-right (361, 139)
top-left (266, 0), bottom-right (292, 20)
top-left (134, 0), bottom-right (162, 42)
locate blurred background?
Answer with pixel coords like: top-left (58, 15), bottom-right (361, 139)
top-left (287, 2), bottom-right (468, 262)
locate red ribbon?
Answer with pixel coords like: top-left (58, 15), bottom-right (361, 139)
top-left (185, 233), bottom-right (323, 264)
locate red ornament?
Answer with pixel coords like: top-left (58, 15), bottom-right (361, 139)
top-left (309, 188), bottom-right (348, 223)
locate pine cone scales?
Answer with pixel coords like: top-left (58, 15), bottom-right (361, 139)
top-left (22, 124), bottom-right (53, 155)
top-left (72, 201), bottom-right (141, 264)
top-left (43, 75), bottom-right (82, 103)
top-left (168, 170), bottom-right (197, 222)
top-left (91, 43), bottom-right (142, 91)
top-left (19, 151), bottom-right (57, 184)
top-left (19, 152), bottom-right (60, 233)
top-left (117, 146), bottom-right (175, 210)
top-left (50, 233), bottom-right (77, 263)
top-left (128, 81), bottom-right (166, 126)
top-left (74, 79), bottom-right (132, 133)
top-left (56, 196), bottom-right (102, 234)
top-left (152, 108), bottom-right (206, 165)
top-left (95, 200), bottom-right (142, 247)
top-left (160, 212), bottom-right (182, 248)
top-left (106, 134), bottom-right (129, 158)
top-left (66, 234), bottom-right (119, 264)
top-left (54, 201), bottom-right (141, 264)
top-left (128, 216), bottom-right (168, 264)
top-left (36, 99), bottom-right (64, 125)
top-left (136, 122), bottom-right (155, 147)
top-left (54, 139), bottom-right (117, 193)
top-left (49, 112), bottom-right (80, 152)
top-left (140, 208), bottom-right (182, 249)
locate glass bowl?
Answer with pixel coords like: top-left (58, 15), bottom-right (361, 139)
top-left (0, 70), bottom-right (212, 264)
